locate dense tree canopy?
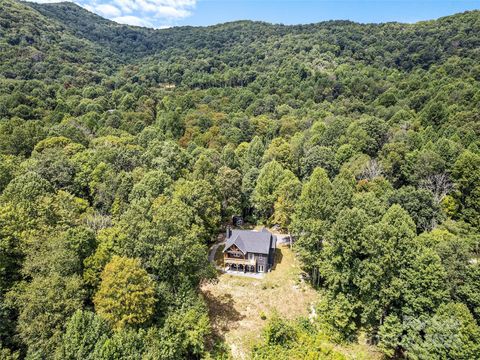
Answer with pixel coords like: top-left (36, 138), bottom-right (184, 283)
top-left (0, 0), bottom-right (479, 358)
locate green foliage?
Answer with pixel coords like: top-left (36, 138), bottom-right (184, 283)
top-left (94, 256), bottom-right (156, 329)
top-left (457, 263), bottom-right (480, 323)
top-left (357, 205), bottom-right (417, 325)
top-left (292, 167), bottom-right (333, 278)
top-left (9, 274), bottom-right (85, 358)
top-left (154, 304), bottom-right (211, 359)
top-left (216, 166), bottom-right (243, 219)
top-left (389, 186), bottom-right (440, 232)
top-left (0, 1), bottom-right (479, 357)
top-left (272, 173), bottom-right (302, 229)
top-left (379, 303), bottom-right (480, 359)
top-left (400, 248), bottom-right (449, 316)
top-left (55, 310), bottom-right (111, 360)
top-left (253, 316), bottom-right (347, 359)
top-left (0, 156), bottom-right (19, 193)
top-left (252, 161), bottom-right (299, 223)
top-left (128, 170), bottom-right (172, 203)
top-left (93, 328), bottom-right (146, 360)
top-left (453, 150), bottom-right (480, 228)
top-left (319, 208), bottom-right (370, 335)
top-left (263, 313), bottom-right (297, 346)
top-left (172, 179), bottom-right (221, 241)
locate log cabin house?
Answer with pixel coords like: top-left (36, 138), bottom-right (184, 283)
top-left (223, 228), bottom-right (276, 273)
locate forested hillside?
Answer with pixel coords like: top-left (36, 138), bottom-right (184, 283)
top-left (1, 0), bottom-right (480, 358)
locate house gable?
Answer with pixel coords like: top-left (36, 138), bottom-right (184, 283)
top-left (224, 243), bottom-right (245, 254)
top-left (224, 228), bottom-right (276, 258)
top-left (223, 228), bottom-right (277, 273)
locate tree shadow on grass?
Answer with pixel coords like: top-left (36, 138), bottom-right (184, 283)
top-left (202, 290), bottom-right (245, 348)
top-left (271, 247), bottom-right (283, 271)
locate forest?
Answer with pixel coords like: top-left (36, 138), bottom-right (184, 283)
top-left (0, 0), bottom-right (480, 358)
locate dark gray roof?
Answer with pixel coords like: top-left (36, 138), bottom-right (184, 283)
top-left (224, 229), bottom-right (275, 254)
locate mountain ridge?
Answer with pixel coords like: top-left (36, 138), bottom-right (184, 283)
top-left (25, 0), bottom-right (480, 29)
top-left (10, 0), bottom-right (479, 75)
top-left (1, 1), bottom-right (480, 359)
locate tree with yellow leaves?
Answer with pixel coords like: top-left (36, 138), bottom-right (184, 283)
top-left (94, 256), bottom-right (156, 329)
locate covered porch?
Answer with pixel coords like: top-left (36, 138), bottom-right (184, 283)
top-left (223, 256), bottom-right (257, 273)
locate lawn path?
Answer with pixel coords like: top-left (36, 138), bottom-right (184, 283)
top-left (208, 240), bottom-right (225, 263)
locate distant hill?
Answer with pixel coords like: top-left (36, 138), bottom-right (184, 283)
top-left (0, 0), bottom-right (476, 80)
top-left (26, 1), bottom-right (162, 59)
top-left (1, 1), bottom-right (480, 359)
top-left (0, 0), bottom-right (118, 82)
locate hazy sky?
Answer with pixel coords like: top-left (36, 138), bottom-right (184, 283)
top-left (31, 0), bottom-right (480, 28)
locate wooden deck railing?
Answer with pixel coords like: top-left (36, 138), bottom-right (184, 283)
top-left (224, 257), bottom-right (256, 266)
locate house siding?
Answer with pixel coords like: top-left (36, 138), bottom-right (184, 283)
top-left (255, 253), bottom-right (268, 271)
top-left (224, 231), bottom-right (276, 273)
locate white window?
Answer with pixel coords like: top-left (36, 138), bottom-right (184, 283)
top-left (248, 253), bottom-right (254, 260)
top-left (258, 265), bottom-right (264, 273)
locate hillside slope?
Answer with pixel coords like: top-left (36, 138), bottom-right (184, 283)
top-left (26, 1), bottom-right (162, 60)
top-left (18, 1), bottom-right (480, 92)
top-left (25, 2), bottom-right (480, 66)
top-left (1, 1), bottom-right (480, 359)
top-left (0, 0), bottom-right (119, 83)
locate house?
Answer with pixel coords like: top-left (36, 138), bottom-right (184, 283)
top-left (223, 228), bottom-right (276, 273)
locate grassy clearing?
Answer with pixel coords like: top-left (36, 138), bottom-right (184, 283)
top-left (202, 245), bottom-right (381, 359)
top-left (201, 245), bottom-right (317, 359)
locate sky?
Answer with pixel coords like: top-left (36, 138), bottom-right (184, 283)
top-left (30, 0), bottom-right (480, 29)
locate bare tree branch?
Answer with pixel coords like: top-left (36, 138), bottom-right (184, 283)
top-left (361, 159), bottom-right (383, 180)
top-left (420, 172), bottom-right (453, 204)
